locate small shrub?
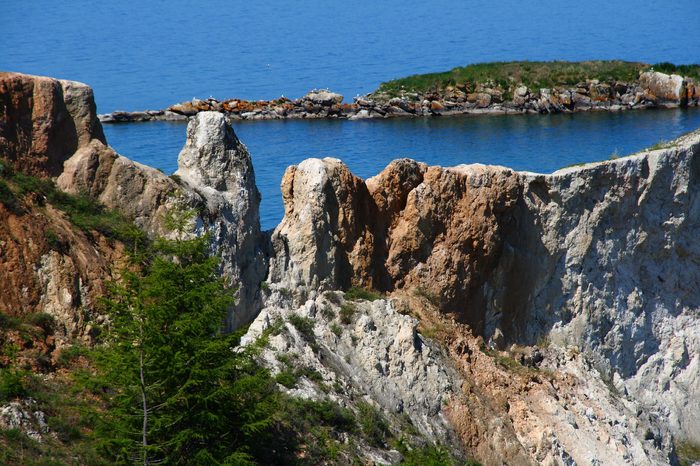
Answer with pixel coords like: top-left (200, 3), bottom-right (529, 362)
top-left (56, 345), bottom-right (89, 369)
top-left (339, 303), bottom-right (356, 325)
top-left (288, 314), bottom-right (315, 340)
top-left (414, 286), bottom-right (440, 307)
top-left (345, 287), bottom-right (381, 302)
top-left (298, 399), bottom-right (357, 433)
top-left (44, 229), bottom-right (65, 251)
top-left (33, 352), bottom-right (52, 372)
top-left (0, 180), bottom-right (21, 214)
top-left (0, 369), bottom-right (27, 401)
top-left (399, 443), bottom-right (454, 466)
top-left (297, 366), bottom-right (323, 383)
top-left (0, 313), bottom-right (21, 331)
top-left (331, 324), bottom-right (343, 337)
top-left (676, 439), bottom-right (700, 466)
top-left (276, 369), bottom-right (298, 389)
top-left (495, 354), bottom-right (521, 371)
top-left (277, 353), bottom-right (293, 367)
top-left (536, 335), bottom-right (551, 348)
top-left (320, 305), bottom-right (335, 319)
top-left (24, 312), bottom-right (55, 333)
top-left (357, 401), bottom-right (391, 446)
top-left (324, 291), bottom-right (341, 305)
top-left (649, 139), bottom-right (674, 151)
top-left (267, 317), bottom-right (285, 336)
top-left (260, 281), bottom-right (270, 294)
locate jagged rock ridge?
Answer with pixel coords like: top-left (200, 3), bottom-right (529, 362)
top-left (1, 72), bottom-right (265, 332)
top-left (268, 128), bottom-right (700, 452)
top-left (2, 71), bottom-right (700, 464)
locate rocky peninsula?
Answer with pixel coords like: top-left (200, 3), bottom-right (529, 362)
top-left (99, 60), bottom-right (700, 123)
top-left (2, 71), bottom-right (700, 464)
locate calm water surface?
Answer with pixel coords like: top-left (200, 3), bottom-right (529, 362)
top-left (104, 108), bottom-right (700, 230)
top-left (5, 0), bottom-right (700, 228)
top-left (4, 0), bottom-right (699, 111)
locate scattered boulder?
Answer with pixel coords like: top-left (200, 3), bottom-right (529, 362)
top-left (639, 71), bottom-right (685, 103)
top-left (0, 399), bottom-right (50, 441)
top-left (302, 89), bottom-right (343, 106)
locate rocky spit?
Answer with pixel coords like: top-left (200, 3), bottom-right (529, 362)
top-left (99, 70), bottom-right (700, 123)
top-left (2, 71), bottom-right (700, 464)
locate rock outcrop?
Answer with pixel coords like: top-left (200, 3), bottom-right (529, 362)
top-left (59, 110), bottom-right (267, 328)
top-left (639, 70), bottom-right (686, 103)
top-left (267, 129), bottom-right (700, 451)
top-left (1, 73), bottom-right (265, 334)
top-left (0, 72), bottom-right (105, 177)
top-left (0, 73), bottom-right (126, 349)
top-left (174, 111), bottom-right (266, 328)
top-left (242, 292), bottom-right (462, 462)
top-left (267, 157), bottom-right (377, 296)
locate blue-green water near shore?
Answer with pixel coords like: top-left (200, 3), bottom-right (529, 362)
top-left (104, 108), bottom-right (700, 230)
top-left (5, 0), bottom-right (700, 228)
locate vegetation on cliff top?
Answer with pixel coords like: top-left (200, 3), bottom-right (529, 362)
top-left (374, 60), bottom-right (700, 97)
top-left (0, 158), bottom-right (142, 246)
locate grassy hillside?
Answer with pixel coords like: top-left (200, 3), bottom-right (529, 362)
top-left (374, 60), bottom-right (700, 97)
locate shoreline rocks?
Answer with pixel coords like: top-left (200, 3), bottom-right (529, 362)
top-left (99, 71), bottom-right (700, 124)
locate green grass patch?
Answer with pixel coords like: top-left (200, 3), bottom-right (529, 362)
top-left (276, 369), bottom-right (298, 388)
top-left (648, 139), bottom-right (677, 151)
top-left (398, 443), bottom-right (457, 466)
top-left (288, 314), bottom-right (315, 340)
top-left (320, 305), bottom-right (335, 319)
top-left (23, 312), bottom-right (55, 334)
top-left (0, 161), bottom-right (145, 247)
top-left (275, 366), bottom-right (323, 389)
top-left (676, 439), bottom-right (700, 466)
top-left (0, 179), bottom-right (21, 214)
top-left (0, 313), bottom-right (21, 331)
top-left (55, 344), bottom-right (90, 369)
top-left (373, 60), bottom-right (700, 99)
top-left (495, 354), bottom-right (522, 372)
top-left (331, 323), bottom-right (343, 337)
top-left (0, 368), bottom-right (28, 401)
top-left (344, 286), bottom-right (382, 302)
top-left (652, 62), bottom-right (700, 80)
top-left (339, 303), bottom-right (356, 325)
top-left (357, 401), bottom-right (391, 447)
top-left (324, 290), bottom-right (342, 305)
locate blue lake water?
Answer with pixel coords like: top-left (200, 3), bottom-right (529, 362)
top-left (5, 0), bottom-right (700, 229)
top-left (103, 108), bottom-right (700, 230)
top-left (4, 0), bottom-right (699, 112)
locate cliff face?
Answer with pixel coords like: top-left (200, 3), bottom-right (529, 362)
top-left (0, 73), bottom-right (122, 351)
top-left (0, 72), bottom-right (105, 178)
top-left (58, 107), bottom-right (265, 328)
top-left (268, 129), bottom-right (700, 451)
top-left (1, 73), bottom-right (265, 334)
